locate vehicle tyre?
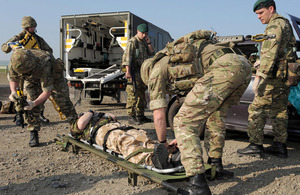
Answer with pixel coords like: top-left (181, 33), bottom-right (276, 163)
top-left (167, 100), bottom-right (182, 131)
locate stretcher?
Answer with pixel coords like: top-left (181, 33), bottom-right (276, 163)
top-left (56, 134), bottom-right (233, 193)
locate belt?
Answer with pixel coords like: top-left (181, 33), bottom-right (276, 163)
top-left (209, 47), bottom-right (243, 66)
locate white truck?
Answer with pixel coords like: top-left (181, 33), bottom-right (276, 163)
top-left (60, 11), bottom-right (173, 104)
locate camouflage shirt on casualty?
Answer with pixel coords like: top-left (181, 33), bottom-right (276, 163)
top-left (256, 13), bottom-right (296, 80)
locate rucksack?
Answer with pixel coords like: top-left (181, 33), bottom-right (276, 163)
top-left (146, 30), bottom-right (216, 93)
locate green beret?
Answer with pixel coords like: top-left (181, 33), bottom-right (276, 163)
top-left (137, 24), bottom-right (148, 33)
top-left (253, 0), bottom-right (275, 12)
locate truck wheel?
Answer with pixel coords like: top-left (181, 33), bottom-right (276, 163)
top-left (167, 100), bottom-right (205, 137)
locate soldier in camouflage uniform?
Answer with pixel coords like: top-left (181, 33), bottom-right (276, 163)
top-left (122, 24), bottom-right (154, 125)
top-left (2, 16), bottom-right (52, 125)
top-left (8, 48), bottom-right (77, 147)
top-left (237, 0), bottom-right (297, 159)
top-left (70, 110), bottom-right (177, 169)
top-left (141, 30), bottom-right (252, 194)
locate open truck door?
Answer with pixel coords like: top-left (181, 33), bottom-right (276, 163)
top-left (60, 11), bottom-right (173, 104)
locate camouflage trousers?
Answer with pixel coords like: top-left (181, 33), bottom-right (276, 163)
top-left (173, 54), bottom-right (251, 176)
top-left (24, 72), bottom-right (77, 132)
top-left (248, 78), bottom-right (289, 145)
top-left (126, 75), bottom-right (147, 117)
top-left (94, 122), bottom-right (155, 165)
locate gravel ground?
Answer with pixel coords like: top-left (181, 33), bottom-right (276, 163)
top-left (0, 72), bottom-right (300, 195)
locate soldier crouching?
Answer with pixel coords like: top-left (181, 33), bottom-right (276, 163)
top-left (8, 48), bottom-right (77, 147)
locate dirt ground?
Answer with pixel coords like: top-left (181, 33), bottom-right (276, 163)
top-left (0, 72), bottom-right (300, 195)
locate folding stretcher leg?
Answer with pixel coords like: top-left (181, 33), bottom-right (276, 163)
top-left (128, 171), bottom-right (138, 186)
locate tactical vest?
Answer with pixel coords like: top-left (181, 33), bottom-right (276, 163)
top-left (19, 33), bottom-right (40, 49)
top-left (271, 15), bottom-right (299, 86)
top-left (145, 30), bottom-right (216, 94)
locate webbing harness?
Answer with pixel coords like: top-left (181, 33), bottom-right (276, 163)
top-left (102, 125), bottom-right (134, 151)
top-left (101, 125), bottom-right (154, 165)
top-left (209, 47), bottom-right (243, 66)
top-left (19, 33), bottom-right (40, 49)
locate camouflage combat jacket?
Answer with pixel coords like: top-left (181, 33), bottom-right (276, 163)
top-left (256, 13), bottom-right (297, 80)
top-left (148, 42), bottom-right (237, 110)
top-left (8, 49), bottom-right (54, 92)
top-left (122, 35), bottom-right (154, 76)
top-left (1, 30), bottom-right (53, 54)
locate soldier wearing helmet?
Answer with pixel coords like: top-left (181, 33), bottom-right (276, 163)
top-left (8, 48), bottom-right (77, 147)
top-left (1, 16), bottom-right (53, 126)
top-left (1, 16), bottom-right (52, 54)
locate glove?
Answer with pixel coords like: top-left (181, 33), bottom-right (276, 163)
top-left (254, 60), bottom-right (260, 69)
top-left (24, 100), bottom-right (36, 110)
top-left (9, 92), bottom-right (19, 102)
top-left (1, 43), bottom-right (11, 53)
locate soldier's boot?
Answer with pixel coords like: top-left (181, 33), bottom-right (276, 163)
top-left (39, 110), bottom-right (50, 124)
top-left (14, 112), bottom-right (24, 127)
top-left (128, 116), bottom-right (141, 125)
top-left (178, 173), bottom-right (211, 195)
top-left (237, 143), bottom-right (264, 157)
top-left (170, 149), bottom-right (182, 167)
top-left (137, 115), bottom-right (152, 123)
top-left (151, 143), bottom-right (172, 169)
top-left (264, 141), bottom-right (287, 158)
top-left (207, 157), bottom-right (223, 179)
top-left (206, 157), bottom-right (233, 180)
top-left (29, 131), bottom-right (39, 147)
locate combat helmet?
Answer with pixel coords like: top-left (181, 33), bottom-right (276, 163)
top-left (21, 16), bottom-right (37, 29)
top-left (11, 48), bottom-right (36, 74)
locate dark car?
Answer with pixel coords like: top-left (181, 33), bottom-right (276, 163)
top-left (166, 14), bottom-right (300, 140)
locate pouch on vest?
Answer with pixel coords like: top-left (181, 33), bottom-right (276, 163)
top-left (166, 30), bottom-right (216, 64)
top-left (19, 33), bottom-right (40, 49)
top-left (169, 62), bottom-right (202, 92)
top-left (167, 42), bottom-right (195, 63)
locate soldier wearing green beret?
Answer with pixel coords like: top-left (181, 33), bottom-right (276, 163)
top-left (122, 24), bottom-right (154, 125)
top-left (237, 0), bottom-right (298, 158)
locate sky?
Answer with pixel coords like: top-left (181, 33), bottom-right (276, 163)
top-left (0, 0), bottom-right (299, 61)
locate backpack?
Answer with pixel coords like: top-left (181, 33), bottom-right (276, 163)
top-left (147, 30), bottom-right (216, 92)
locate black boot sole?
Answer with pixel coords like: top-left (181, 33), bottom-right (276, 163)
top-left (237, 152), bottom-right (265, 158)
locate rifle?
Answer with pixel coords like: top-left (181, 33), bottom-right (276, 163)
top-left (251, 34), bottom-right (276, 42)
